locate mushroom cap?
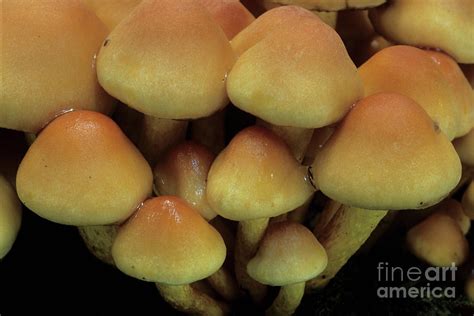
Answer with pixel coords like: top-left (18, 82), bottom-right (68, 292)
top-left (96, 0), bottom-right (235, 120)
top-left (434, 198), bottom-right (470, 235)
top-left (0, 0), bottom-right (115, 133)
top-left (197, 0), bottom-right (255, 40)
top-left (313, 93), bottom-right (461, 210)
top-left (406, 213), bottom-right (469, 267)
top-left (0, 175), bottom-right (22, 259)
top-left (154, 141), bottom-right (218, 221)
top-left (82, 0), bottom-right (142, 31)
top-left (261, 0), bottom-right (385, 11)
top-left (462, 181), bottom-right (474, 220)
top-left (359, 45), bottom-right (471, 140)
top-left (207, 126), bottom-right (315, 221)
top-left (454, 128), bottom-right (474, 167)
top-left (112, 196), bottom-right (226, 284)
top-left (247, 221), bottom-right (327, 286)
top-left (16, 110), bottom-right (152, 226)
top-left (369, 0), bottom-right (474, 63)
top-left (228, 6), bottom-right (363, 129)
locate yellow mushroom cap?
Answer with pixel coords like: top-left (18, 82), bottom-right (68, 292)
top-left (359, 45), bottom-right (470, 140)
top-left (454, 128), bottom-right (474, 167)
top-left (154, 141), bottom-right (217, 221)
top-left (82, 0), bottom-right (142, 31)
top-left (463, 181), bottom-right (474, 220)
top-left (96, 0), bottom-right (235, 120)
top-left (16, 110), bottom-right (152, 226)
top-left (434, 199), bottom-right (470, 235)
top-left (247, 221), bottom-right (327, 286)
top-left (112, 196), bottom-right (226, 284)
top-left (198, 0), bottom-right (255, 40)
top-left (0, 175), bottom-right (22, 259)
top-left (369, 0), bottom-right (474, 63)
top-left (313, 93), bottom-right (461, 210)
top-left (207, 126), bottom-right (315, 221)
top-left (0, 0), bottom-right (115, 133)
top-left (406, 213), bottom-right (469, 267)
top-left (260, 0), bottom-right (385, 11)
top-left (227, 6), bottom-right (363, 129)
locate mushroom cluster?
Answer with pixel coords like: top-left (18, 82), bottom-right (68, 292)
top-left (1, 0), bottom-right (473, 314)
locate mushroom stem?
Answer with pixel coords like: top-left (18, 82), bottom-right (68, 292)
top-left (191, 110), bottom-right (226, 154)
top-left (235, 217), bottom-right (269, 303)
top-left (287, 194), bottom-right (314, 223)
top-left (306, 201), bottom-right (387, 290)
top-left (77, 224), bottom-right (118, 266)
top-left (257, 119), bottom-right (313, 163)
top-left (207, 266), bottom-right (240, 301)
top-left (138, 116), bottom-right (188, 166)
top-left (266, 282), bottom-right (305, 316)
top-left (156, 283), bottom-right (229, 316)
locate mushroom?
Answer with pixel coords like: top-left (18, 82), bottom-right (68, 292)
top-left (228, 5), bottom-right (363, 162)
top-left (454, 128), bottom-right (474, 167)
top-left (153, 141), bottom-right (239, 301)
top-left (0, 175), bottom-right (22, 259)
top-left (0, 0), bottom-right (115, 133)
top-left (465, 274), bottom-right (474, 302)
top-left (96, 0), bottom-right (235, 166)
top-left (206, 125), bottom-right (315, 302)
top-left (359, 45), bottom-right (474, 140)
top-left (308, 93), bottom-right (461, 288)
top-left (247, 221), bottom-right (327, 315)
top-left (259, 0), bottom-right (386, 11)
top-left (82, 0), bottom-right (142, 31)
top-left (112, 196), bottom-right (227, 315)
top-left (16, 110), bottom-right (152, 226)
top-left (369, 0), bottom-right (474, 63)
top-left (433, 198), bottom-right (470, 235)
top-left (462, 181), bottom-right (474, 220)
top-left (406, 213), bottom-right (469, 267)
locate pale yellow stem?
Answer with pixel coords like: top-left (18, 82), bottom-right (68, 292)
top-left (235, 218), bottom-right (269, 303)
top-left (190, 110), bottom-right (226, 154)
top-left (266, 282), bottom-right (305, 316)
top-left (156, 283), bottom-right (229, 316)
top-left (307, 201), bottom-right (387, 290)
top-left (207, 267), bottom-right (240, 301)
top-left (138, 115), bottom-right (188, 166)
top-left (302, 126), bottom-right (335, 166)
top-left (78, 224), bottom-right (119, 266)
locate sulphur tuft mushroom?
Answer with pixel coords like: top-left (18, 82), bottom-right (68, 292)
top-left (0, 175), bottom-right (22, 259)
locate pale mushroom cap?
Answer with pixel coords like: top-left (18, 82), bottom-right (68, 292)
top-left (435, 199), bottom-right (470, 235)
top-left (313, 93), bottom-right (461, 210)
top-left (261, 0), bottom-right (385, 11)
top-left (112, 196), bottom-right (226, 284)
top-left (82, 0), bottom-right (142, 31)
top-left (96, 0), bottom-right (235, 120)
top-left (359, 45), bottom-right (470, 140)
top-left (247, 221), bottom-right (328, 286)
top-left (454, 128), bottom-right (474, 167)
top-left (406, 213), bottom-right (469, 267)
top-left (462, 181), bottom-right (474, 220)
top-left (0, 175), bottom-right (22, 259)
top-left (369, 0), bottom-right (474, 63)
top-left (0, 0), bottom-right (115, 133)
top-left (16, 110), bottom-right (152, 226)
top-left (228, 6), bottom-right (363, 128)
top-left (207, 126), bottom-right (315, 221)
top-left (154, 141), bottom-right (218, 221)
top-left (198, 0), bottom-right (255, 39)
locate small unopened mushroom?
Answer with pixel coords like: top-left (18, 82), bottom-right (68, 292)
top-left (0, 175), bottom-right (22, 259)
top-left (359, 45), bottom-right (474, 140)
top-left (207, 126), bottom-right (315, 302)
top-left (369, 0), bottom-right (474, 63)
top-left (16, 110), bottom-right (152, 226)
top-left (97, 0), bottom-right (235, 165)
top-left (463, 181), bottom-right (474, 219)
top-left (406, 213), bottom-right (469, 267)
top-left (247, 221), bottom-right (327, 315)
top-left (1, 0), bottom-right (115, 133)
top-left (112, 196), bottom-right (227, 315)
